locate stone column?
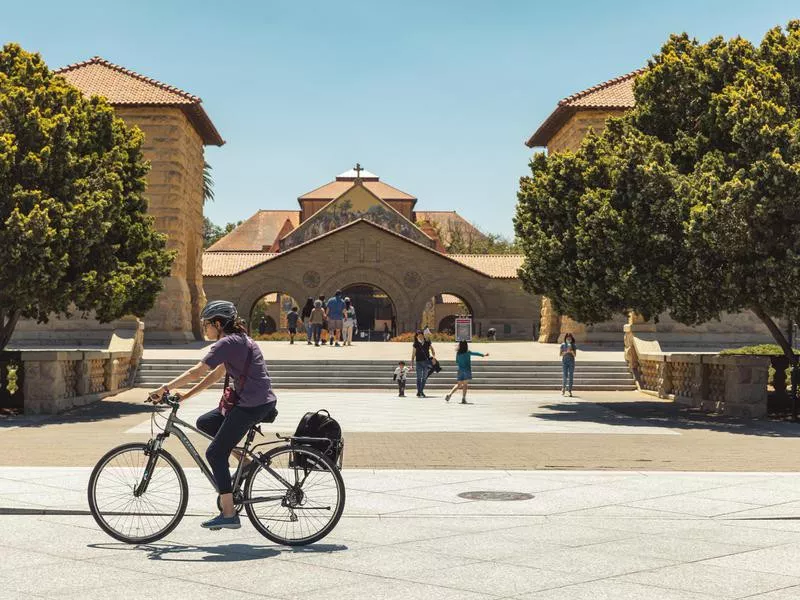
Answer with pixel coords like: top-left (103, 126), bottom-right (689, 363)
top-left (115, 107), bottom-right (205, 343)
top-left (538, 298), bottom-right (561, 343)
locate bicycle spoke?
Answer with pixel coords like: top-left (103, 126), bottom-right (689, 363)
top-left (90, 444), bottom-right (186, 544)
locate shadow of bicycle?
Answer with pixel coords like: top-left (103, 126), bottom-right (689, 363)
top-left (87, 541), bottom-right (348, 562)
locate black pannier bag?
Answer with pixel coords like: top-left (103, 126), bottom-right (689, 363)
top-left (291, 410), bottom-right (343, 470)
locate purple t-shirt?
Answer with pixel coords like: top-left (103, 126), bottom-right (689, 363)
top-left (203, 334), bottom-right (276, 407)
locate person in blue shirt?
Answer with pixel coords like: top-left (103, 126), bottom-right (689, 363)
top-left (325, 290), bottom-right (346, 347)
top-left (445, 341), bottom-right (489, 404)
top-left (560, 332), bottom-right (577, 396)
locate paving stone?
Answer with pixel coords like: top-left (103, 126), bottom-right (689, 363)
top-left (620, 563), bottom-right (800, 598)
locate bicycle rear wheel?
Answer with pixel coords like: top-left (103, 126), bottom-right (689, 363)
top-left (88, 442), bottom-right (188, 544)
top-left (244, 445), bottom-right (345, 546)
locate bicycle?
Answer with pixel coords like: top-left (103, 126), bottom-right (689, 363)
top-left (87, 393), bottom-right (345, 546)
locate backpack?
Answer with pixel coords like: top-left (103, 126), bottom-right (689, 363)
top-left (292, 410), bottom-right (343, 470)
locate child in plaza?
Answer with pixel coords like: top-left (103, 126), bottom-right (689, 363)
top-left (393, 361), bottom-right (410, 397)
top-left (445, 341), bottom-right (488, 404)
top-left (286, 306), bottom-right (300, 344)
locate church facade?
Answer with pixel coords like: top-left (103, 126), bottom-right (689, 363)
top-left (203, 168), bottom-right (540, 339)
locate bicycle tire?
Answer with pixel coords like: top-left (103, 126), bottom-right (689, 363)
top-left (244, 445), bottom-right (345, 546)
top-left (88, 442), bottom-right (188, 544)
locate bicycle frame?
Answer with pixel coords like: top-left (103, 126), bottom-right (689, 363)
top-left (140, 402), bottom-right (311, 502)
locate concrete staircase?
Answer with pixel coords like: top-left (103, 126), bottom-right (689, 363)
top-left (136, 359), bottom-right (636, 391)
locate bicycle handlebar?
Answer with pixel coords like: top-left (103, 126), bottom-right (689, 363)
top-left (145, 391), bottom-right (181, 407)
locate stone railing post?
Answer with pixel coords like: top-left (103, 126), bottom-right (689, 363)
top-left (105, 357), bottom-right (120, 392)
top-left (718, 355), bottom-right (770, 418)
top-left (76, 357), bottom-right (92, 397)
top-left (657, 360), bottom-right (671, 398)
top-left (20, 351), bottom-right (81, 415)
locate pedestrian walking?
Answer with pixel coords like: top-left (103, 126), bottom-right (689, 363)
top-left (258, 316), bottom-right (267, 336)
top-left (342, 297), bottom-right (356, 346)
top-left (383, 322), bottom-right (390, 341)
top-left (301, 297), bottom-right (314, 345)
top-left (393, 361), bottom-right (410, 397)
top-left (423, 325), bottom-right (432, 341)
top-left (286, 306), bottom-right (300, 344)
top-left (410, 330), bottom-right (435, 397)
top-left (560, 332), bottom-right (577, 396)
top-left (318, 295), bottom-right (328, 344)
top-left (326, 290), bottom-right (346, 347)
top-left (310, 300), bottom-right (325, 346)
top-left (445, 341), bottom-right (488, 404)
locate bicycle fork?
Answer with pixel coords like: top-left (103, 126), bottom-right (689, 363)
top-left (134, 437), bottom-right (164, 497)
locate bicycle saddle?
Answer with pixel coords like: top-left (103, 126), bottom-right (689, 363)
top-left (261, 404), bottom-right (278, 423)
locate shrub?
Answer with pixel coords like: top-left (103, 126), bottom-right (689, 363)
top-left (720, 344), bottom-right (798, 388)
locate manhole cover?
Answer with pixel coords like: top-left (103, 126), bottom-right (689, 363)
top-left (457, 491), bottom-right (534, 501)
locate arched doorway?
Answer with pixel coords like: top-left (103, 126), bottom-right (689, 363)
top-left (341, 283), bottom-right (397, 341)
top-left (422, 293), bottom-right (473, 335)
top-left (249, 291), bottom-right (300, 337)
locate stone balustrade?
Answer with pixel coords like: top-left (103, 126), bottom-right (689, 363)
top-left (19, 349), bottom-right (140, 415)
top-left (625, 324), bottom-right (770, 418)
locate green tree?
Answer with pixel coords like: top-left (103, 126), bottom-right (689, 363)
top-left (0, 44), bottom-right (174, 349)
top-left (203, 160), bottom-right (214, 203)
top-left (203, 218), bottom-right (243, 248)
top-left (515, 22), bottom-right (800, 370)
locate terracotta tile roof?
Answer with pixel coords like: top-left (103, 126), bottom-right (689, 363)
top-left (203, 218), bottom-right (522, 280)
top-left (414, 211), bottom-right (486, 247)
top-left (203, 252), bottom-right (278, 276)
top-left (298, 180), bottom-right (416, 202)
top-left (207, 211), bottom-right (301, 251)
top-left (55, 57), bottom-right (224, 146)
top-left (447, 254), bottom-right (523, 278)
top-left (526, 69), bottom-right (644, 148)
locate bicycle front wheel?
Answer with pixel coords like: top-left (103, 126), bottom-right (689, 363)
top-left (88, 442), bottom-right (188, 544)
top-left (244, 445), bottom-right (345, 546)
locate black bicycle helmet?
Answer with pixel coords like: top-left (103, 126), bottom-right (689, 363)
top-left (200, 300), bottom-right (238, 324)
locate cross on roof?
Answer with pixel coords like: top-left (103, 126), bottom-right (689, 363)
top-left (354, 163), bottom-right (363, 179)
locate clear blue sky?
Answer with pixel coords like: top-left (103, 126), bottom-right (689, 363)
top-left (2, 1), bottom-right (799, 238)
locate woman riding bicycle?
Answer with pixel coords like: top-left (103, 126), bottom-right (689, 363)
top-left (148, 300), bottom-right (277, 531)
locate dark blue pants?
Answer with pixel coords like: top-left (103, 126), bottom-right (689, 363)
top-left (197, 403), bottom-right (275, 494)
top-left (415, 360), bottom-right (432, 394)
top-left (562, 360), bottom-right (575, 392)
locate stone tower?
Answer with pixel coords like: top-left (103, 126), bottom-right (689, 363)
top-left (57, 57), bottom-right (225, 342)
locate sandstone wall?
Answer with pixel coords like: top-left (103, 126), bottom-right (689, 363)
top-left (547, 110), bottom-right (626, 154)
top-left (204, 221), bottom-right (541, 339)
top-left (116, 107), bottom-right (206, 342)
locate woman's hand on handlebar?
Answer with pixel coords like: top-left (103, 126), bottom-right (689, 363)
top-left (146, 387), bottom-right (181, 404)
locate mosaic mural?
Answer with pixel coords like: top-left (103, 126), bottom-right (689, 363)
top-left (280, 185), bottom-right (433, 250)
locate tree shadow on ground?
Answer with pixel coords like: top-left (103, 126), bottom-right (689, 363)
top-left (532, 399), bottom-right (800, 437)
top-left (0, 397), bottom-right (155, 429)
top-left (87, 541), bottom-right (348, 562)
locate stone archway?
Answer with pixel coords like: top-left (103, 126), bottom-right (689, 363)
top-left (413, 279), bottom-right (485, 316)
top-left (233, 276), bottom-right (307, 325)
top-left (317, 266), bottom-right (414, 333)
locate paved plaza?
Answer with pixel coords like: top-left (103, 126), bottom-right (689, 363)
top-left (5, 468), bottom-right (800, 598)
top-left (5, 388), bottom-right (800, 598)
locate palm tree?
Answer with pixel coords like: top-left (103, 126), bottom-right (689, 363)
top-left (203, 161), bottom-right (214, 203)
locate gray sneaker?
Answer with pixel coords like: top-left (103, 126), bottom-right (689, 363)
top-left (201, 513), bottom-right (241, 530)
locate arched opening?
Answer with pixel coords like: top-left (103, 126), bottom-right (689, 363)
top-left (341, 283), bottom-right (397, 341)
top-left (249, 291), bottom-right (301, 338)
top-left (422, 293), bottom-right (473, 335)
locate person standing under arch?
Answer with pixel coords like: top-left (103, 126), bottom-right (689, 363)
top-left (342, 297), bottom-right (356, 346)
top-left (301, 297), bottom-right (314, 345)
top-left (445, 341), bottom-right (488, 404)
top-left (326, 290), bottom-right (346, 347)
